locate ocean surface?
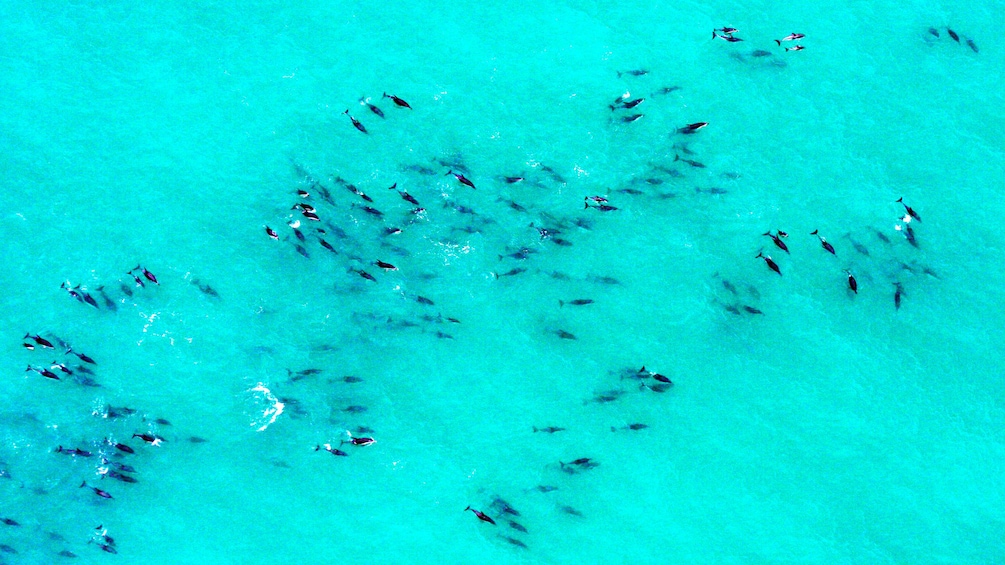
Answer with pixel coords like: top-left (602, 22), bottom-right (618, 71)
top-left (1, 0), bottom-right (1003, 563)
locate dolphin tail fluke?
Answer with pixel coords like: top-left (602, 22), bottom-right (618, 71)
top-left (775, 39), bottom-right (781, 45)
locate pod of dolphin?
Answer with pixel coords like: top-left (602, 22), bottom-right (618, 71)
top-left (6, 23), bottom-right (966, 558)
top-left (10, 263), bottom-right (219, 559)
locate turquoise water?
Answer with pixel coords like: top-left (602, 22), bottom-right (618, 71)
top-left (1, 0), bottom-right (1004, 562)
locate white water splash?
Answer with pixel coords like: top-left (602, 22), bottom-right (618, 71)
top-left (249, 383), bottom-right (284, 432)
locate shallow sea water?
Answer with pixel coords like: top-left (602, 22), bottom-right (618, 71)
top-left (1, 0), bottom-right (1003, 563)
